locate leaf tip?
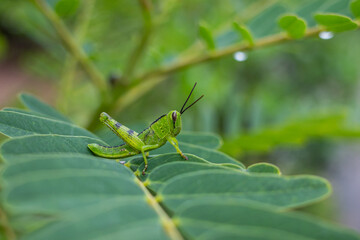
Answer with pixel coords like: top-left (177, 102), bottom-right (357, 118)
top-left (350, 0), bottom-right (360, 18)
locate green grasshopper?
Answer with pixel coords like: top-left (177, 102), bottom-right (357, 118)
top-left (88, 83), bottom-right (204, 175)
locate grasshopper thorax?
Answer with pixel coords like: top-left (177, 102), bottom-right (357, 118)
top-left (167, 110), bottom-right (182, 136)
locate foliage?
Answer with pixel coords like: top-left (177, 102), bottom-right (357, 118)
top-left (351, 0), bottom-right (360, 17)
top-left (0, 94), bottom-right (359, 239)
top-left (1, 0), bottom-right (360, 239)
top-left (233, 22), bottom-right (255, 46)
top-left (278, 15), bottom-right (307, 39)
top-left (0, 0), bottom-right (359, 129)
top-left (222, 112), bottom-right (360, 157)
top-left (314, 13), bottom-right (358, 32)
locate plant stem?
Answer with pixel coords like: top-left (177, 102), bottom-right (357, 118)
top-left (87, 9), bottom-right (358, 130)
top-left (134, 177), bottom-right (184, 240)
top-left (90, 26), bottom-right (328, 124)
top-left (101, 27), bottom-right (323, 117)
top-left (58, 0), bottom-right (96, 114)
top-left (32, 0), bottom-right (109, 97)
top-left (0, 207), bottom-right (16, 240)
top-left (122, 0), bottom-right (153, 82)
top-left (135, 27), bottom-right (323, 81)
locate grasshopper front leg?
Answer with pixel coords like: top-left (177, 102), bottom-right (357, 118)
top-left (140, 144), bottom-right (160, 175)
top-left (167, 136), bottom-right (188, 160)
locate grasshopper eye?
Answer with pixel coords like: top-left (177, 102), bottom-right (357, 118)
top-left (172, 111), bottom-right (177, 122)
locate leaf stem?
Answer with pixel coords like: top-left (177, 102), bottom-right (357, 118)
top-left (134, 177), bottom-right (184, 240)
top-left (0, 206), bottom-right (16, 240)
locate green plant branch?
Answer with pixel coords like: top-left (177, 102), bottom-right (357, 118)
top-left (100, 0), bottom-right (276, 120)
top-left (105, 26), bottom-right (324, 117)
top-left (0, 207), bottom-right (16, 240)
top-left (122, 0), bottom-right (154, 82)
top-left (87, 19), bottom-right (360, 130)
top-left (85, 26), bottom-right (333, 130)
top-left (58, 0), bottom-right (96, 114)
top-left (154, 0), bottom-right (276, 68)
top-left (134, 177), bottom-right (183, 240)
top-left (135, 26), bottom-right (325, 81)
top-left (31, 0), bottom-right (109, 97)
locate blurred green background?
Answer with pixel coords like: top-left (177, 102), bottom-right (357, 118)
top-left (1, 0), bottom-right (360, 231)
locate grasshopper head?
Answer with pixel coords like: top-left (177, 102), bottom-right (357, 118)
top-left (167, 110), bottom-right (182, 136)
top-left (167, 82), bottom-right (204, 137)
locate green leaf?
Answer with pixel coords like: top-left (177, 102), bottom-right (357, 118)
top-left (177, 131), bottom-right (222, 149)
top-left (351, 0), bottom-right (360, 18)
top-left (314, 13), bottom-right (358, 32)
top-left (1, 135), bottom-right (169, 240)
top-left (0, 110), bottom-right (96, 138)
top-left (247, 3), bottom-right (287, 38)
top-left (278, 15), bottom-right (307, 39)
top-left (157, 170), bottom-right (331, 212)
top-left (222, 113), bottom-right (360, 156)
top-left (176, 201), bottom-right (360, 240)
top-left (233, 22), bottom-right (255, 46)
top-left (54, 0), bottom-right (80, 18)
top-left (0, 95), bottom-right (358, 239)
top-left (1, 135), bottom-right (104, 162)
top-left (2, 107), bottom-right (55, 119)
top-left (128, 153), bottom-right (210, 175)
top-left (247, 162), bottom-right (281, 174)
top-left (198, 22), bottom-right (216, 50)
top-left (152, 141), bottom-right (245, 167)
top-left (20, 93), bottom-right (71, 123)
top-left (144, 160), bottom-right (240, 191)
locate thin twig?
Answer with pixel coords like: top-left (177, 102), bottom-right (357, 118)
top-left (122, 0), bottom-right (154, 82)
top-left (135, 26), bottom-right (323, 81)
top-left (58, 0), bottom-right (96, 114)
top-left (32, 0), bottom-right (109, 97)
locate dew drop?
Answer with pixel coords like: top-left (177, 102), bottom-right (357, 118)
top-left (319, 31), bottom-right (334, 40)
top-left (233, 51), bottom-right (247, 62)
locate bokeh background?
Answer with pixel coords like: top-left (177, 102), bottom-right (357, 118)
top-left (1, 0), bottom-right (360, 231)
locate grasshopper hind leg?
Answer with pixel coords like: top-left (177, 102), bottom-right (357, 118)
top-left (88, 144), bottom-right (139, 159)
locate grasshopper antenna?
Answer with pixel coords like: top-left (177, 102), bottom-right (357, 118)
top-left (180, 95), bottom-right (204, 114)
top-left (180, 82), bottom-right (204, 114)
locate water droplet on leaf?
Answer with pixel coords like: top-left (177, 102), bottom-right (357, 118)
top-left (233, 51), bottom-right (247, 62)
